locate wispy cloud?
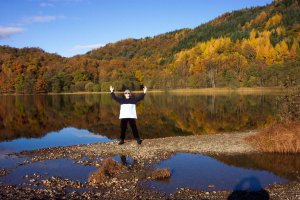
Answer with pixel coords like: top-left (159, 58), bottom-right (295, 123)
top-left (48, 0), bottom-right (87, 2)
top-left (39, 0), bottom-right (87, 7)
top-left (40, 2), bottom-right (54, 7)
top-left (46, 0), bottom-right (88, 5)
top-left (22, 15), bottom-right (64, 23)
top-left (0, 26), bottom-right (24, 39)
top-left (71, 43), bottom-right (104, 51)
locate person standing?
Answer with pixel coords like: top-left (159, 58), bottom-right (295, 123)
top-left (110, 86), bottom-right (147, 145)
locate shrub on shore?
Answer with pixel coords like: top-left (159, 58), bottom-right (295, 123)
top-left (246, 120), bottom-right (300, 153)
top-left (147, 168), bottom-right (171, 180)
top-left (88, 158), bottom-right (171, 186)
top-left (88, 158), bottom-right (128, 185)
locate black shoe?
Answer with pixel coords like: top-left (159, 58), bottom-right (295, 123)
top-left (118, 140), bottom-right (125, 145)
top-left (136, 139), bottom-right (142, 145)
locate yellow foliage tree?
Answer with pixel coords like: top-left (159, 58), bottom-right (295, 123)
top-left (265, 13), bottom-right (283, 29)
top-left (244, 11), bottom-right (268, 29)
top-left (290, 39), bottom-right (300, 57)
top-left (275, 26), bottom-right (286, 35)
top-left (243, 30), bottom-right (284, 65)
top-left (134, 69), bottom-right (144, 84)
top-left (275, 40), bottom-right (290, 63)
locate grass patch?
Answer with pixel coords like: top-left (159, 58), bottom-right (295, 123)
top-left (88, 158), bottom-right (128, 185)
top-left (88, 158), bottom-right (171, 186)
top-left (246, 120), bottom-right (300, 153)
top-left (147, 168), bottom-right (171, 180)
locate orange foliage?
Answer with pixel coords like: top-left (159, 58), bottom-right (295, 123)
top-left (246, 120), bottom-right (300, 153)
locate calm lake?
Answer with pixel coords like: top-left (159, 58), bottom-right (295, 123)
top-left (0, 92), bottom-right (285, 150)
top-left (1, 93), bottom-right (299, 193)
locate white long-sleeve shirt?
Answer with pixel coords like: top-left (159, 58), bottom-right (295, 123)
top-left (111, 92), bottom-right (145, 119)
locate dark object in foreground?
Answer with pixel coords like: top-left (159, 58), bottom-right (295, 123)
top-left (228, 176), bottom-right (270, 200)
top-left (228, 190), bottom-right (269, 200)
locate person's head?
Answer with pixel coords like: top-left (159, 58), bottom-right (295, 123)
top-left (123, 89), bottom-right (131, 99)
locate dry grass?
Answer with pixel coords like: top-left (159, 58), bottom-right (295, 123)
top-left (169, 87), bottom-right (289, 95)
top-left (246, 120), bottom-right (300, 153)
top-left (88, 158), bottom-right (128, 185)
top-left (88, 160), bottom-right (171, 185)
top-left (147, 168), bottom-right (171, 180)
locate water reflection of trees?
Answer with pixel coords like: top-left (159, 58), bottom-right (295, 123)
top-left (0, 93), bottom-right (281, 141)
top-left (212, 153), bottom-right (300, 181)
top-left (145, 94), bottom-right (280, 134)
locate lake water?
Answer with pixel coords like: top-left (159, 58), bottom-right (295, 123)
top-left (0, 93), bottom-right (285, 149)
top-left (0, 93), bottom-right (298, 193)
top-left (142, 152), bottom-right (300, 194)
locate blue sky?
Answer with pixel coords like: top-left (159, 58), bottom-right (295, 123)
top-left (0, 0), bottom-right (273, 57)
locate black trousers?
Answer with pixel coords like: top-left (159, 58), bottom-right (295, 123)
top-left (120, 118), bottom-right (140, 140)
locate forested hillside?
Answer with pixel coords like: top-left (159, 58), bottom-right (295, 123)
top-left (0, 0), bottom-right (299, 93)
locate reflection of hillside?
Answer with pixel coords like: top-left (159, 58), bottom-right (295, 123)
top-left (0, 94), bottom-right (281, 141)
top-left (212, 153), bottom-right (300, 181)
top-left (144, 94), bottom-right (279, 134)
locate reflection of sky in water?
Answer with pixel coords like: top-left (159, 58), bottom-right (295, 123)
top-left (143, 153), bottom-right (288, 194)
top-left (0, 155), bottom-right (27, 170)
top-left (0, 158), bottom-right (96, 186)
top-left (0, 127), bottom-right (113, 153)
top-left (0, 155), bottom-right (134, 187)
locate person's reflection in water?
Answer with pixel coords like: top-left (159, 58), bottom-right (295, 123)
top-left (120, 155), bottom-right (128, 166)
top-left (119, 155), bottom-right (136, 169)
top-left (228, 176), bottom-right (269, 200)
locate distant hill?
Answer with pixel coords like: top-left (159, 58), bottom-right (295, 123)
top-left (0, 0), bottom-right (299, 93)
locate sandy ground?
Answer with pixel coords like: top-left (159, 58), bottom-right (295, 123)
top-left (20, 130), bottom-right (259, 162)
top-left (1, 130), bottom-right (300, 199)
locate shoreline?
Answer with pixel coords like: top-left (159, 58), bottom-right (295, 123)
top-left (2, 130), bottom-right (299, 199)
top-left (168, 87), bottom-right (291, 95)
top-left (17, 130), bottom-right (259, 162)
top-left (0, 86), bottom-right (294, 96)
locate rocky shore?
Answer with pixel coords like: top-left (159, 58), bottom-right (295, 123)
top-left (1, 130), bottom-right (300, 199)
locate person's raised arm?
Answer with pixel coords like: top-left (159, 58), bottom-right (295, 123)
top-left (135, 86), bottom-right (147, 102)
top-left (110, 86), bottom-right (122, 103)
top-left (109, 86), bottom-right (114, 93)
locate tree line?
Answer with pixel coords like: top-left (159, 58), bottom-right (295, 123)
top-left (0, 0), bottom-right (299, 93)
